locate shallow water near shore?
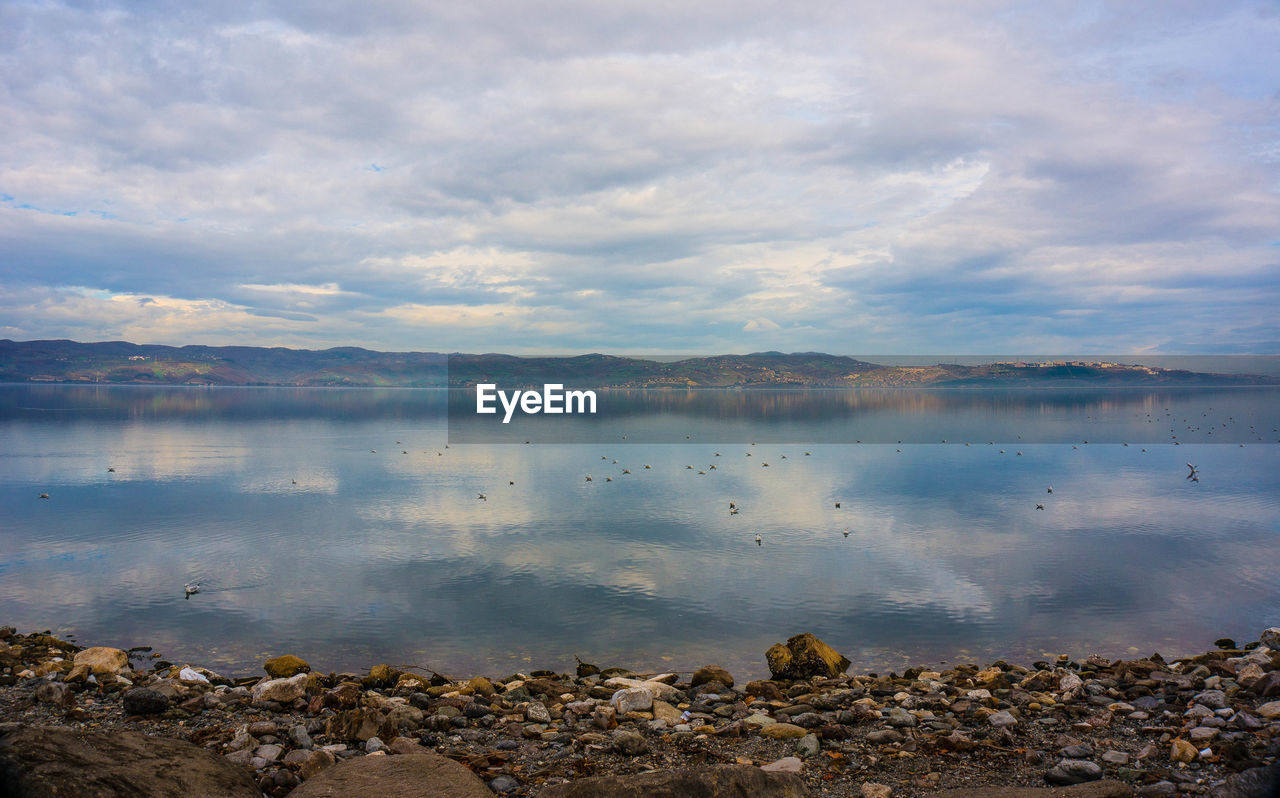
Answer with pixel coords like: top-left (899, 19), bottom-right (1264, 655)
top-left (2, 384), bottom-right (1279, 680)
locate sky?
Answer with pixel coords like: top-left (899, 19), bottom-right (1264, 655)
top-left (2, 0), bottom-right (1278, 355)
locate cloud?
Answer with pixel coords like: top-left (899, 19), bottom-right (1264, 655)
top-left (1, 0), bottom-right (1277, 352)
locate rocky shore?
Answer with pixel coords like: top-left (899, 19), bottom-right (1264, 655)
top-left (2, 626), bottom-right (1279, 797)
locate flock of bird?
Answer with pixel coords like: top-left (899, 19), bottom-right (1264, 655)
top-left (30, 404), bottom-right (1274, 597)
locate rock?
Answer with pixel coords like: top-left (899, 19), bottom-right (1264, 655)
top-left (861, 785), bottom-right (892, 798)
top-left (1247, 671), bottom-right (1280, 696)
top-left (251, 673), bottom-right (309, 706)
top-left (363, 663), bottom-right (402, 689)
top-left (525, 701), bottom-right (552, 723)
top-left (760, 722), bottom-right (808, 739)
top-left (34, 681), bottom-right (74, 707)
top-left (1100, 750), bottom-right (1129, 766)
top-left (263, 654), bottom-right (310, 678)
top-left (1260, 628), bottom-right (1280, 649)
top-left (326, 708), bottom-right (395, 742)
top-left (1210, 762), bottom-right (1280, 798)
top-left (122, 687), bottom-right (169, 715)
top-left (1170, 738), bottom-right (1198, 763)
top-left (1256, 700), bottom-right (1280, 719)
top-left (0, 726), bottom-right (259, 797)
top-left (651, 699), bottom-right (683, 725)
top-left (365, 736), bottom-right (386, 753)
top-left (72, 647), bottom-right (130, 676)
top-left (323, 681), bottom-right (363, 710)
top-left (254, 743), bottom-right (283, 762)
top-left (489, 774), bottom-right (520, 793)
top-left (468, 676), bottom-right (496, 696)
top-left (989, 710), bottom-right (1018, 728)
top-left (691, 665), bottom-right (734, 688)
top-left (385, 704), bottom-right (424, 731)
top-left (762, 757), bottom-right (804, 773)
top-left (885, 707), bottom-right (917, 728)
top-left (611, 729), bottom-right (650, 756)
top-left (796, 733), bottom-right (821, 758)
top-left (610, 687), bottom-right (653, 714)
top-left (289, 724), bottom-right (313, 749)
top-left (288, 750), bottom-right (491, 798)
top-left (1045, 759), bottom-right (1104, 785)
top-left (1194, 689), bottom-right (1228, 710)
top-left (866, 729), bottom-right (904, 745)
top-left (931, 784), bottom-right (1134, 797)
top-left (247, 720), bottom-right (278, 736)
top-left (300, 748), bottom-right (337, 780)
top-left (603, 677), bottom-right (683, 703)
top-left (765, 633), bottom-right (850, 680)
top-left (746, 680), bottom-right (786, 702)
top-left (537, 765), bottom-right (809, 797)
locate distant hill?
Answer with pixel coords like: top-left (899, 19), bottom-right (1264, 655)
top-left (1, 340), bottom-right (1274, 388)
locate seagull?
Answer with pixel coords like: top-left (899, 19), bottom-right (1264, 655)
top-left (729, 502), bottom-right (737, 509)
top-left (585, 476), bottom-right (593, 482)
top-left (834, 502), bottom-right (841, 508)
top-left (184, 582), bottom-right (200, 598)
top-left (1186, 463), bottom-right (1200, 481)
top-left (477, 493), bottom-right (487, 500)
top-left (754, 535), bottom-right (762, 546)
top-left (842, 529), bottom-right (849, 537)
top-left (107, 467), bottom-right (115, 472)
top-left (38, 493), bottom-right (49, 499)
top-left (1036, 504), bottom-right (1045, 510)
top-left (1047, 486), bottom-right (1053, 494)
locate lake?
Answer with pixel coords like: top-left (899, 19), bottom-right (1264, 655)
top-left (2, 384), bottom-right (1278, 680)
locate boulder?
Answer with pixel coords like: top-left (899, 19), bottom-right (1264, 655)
top-left (326, 708), bottom-right (395, 742)
top-left (0, 726), bottom-right (259, 797)
top-left (122, 687), bottom-right (169, 715)
top-left (691, 665), bottom-right (734, 688)
top-left (251, 672), bottom-right (309, 706)
top-left (766, 633), bottom-right (850, 680)
top-left (71, 647), bottom-right (130, 676)
top-left (1209, 763), bottom-right (1280, 798)
top-left (263, 654), bottom-right (310, 678)
top-left (538, 765), bottom-right (808, 797)
top-left (288, 750), bottom-right (490, 798)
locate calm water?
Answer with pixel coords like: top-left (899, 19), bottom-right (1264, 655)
top-left (2, 384), bottom-right (1278, 680)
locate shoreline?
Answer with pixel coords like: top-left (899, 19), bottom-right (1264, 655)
top-left (3, 625), bottom-right (1279, 797)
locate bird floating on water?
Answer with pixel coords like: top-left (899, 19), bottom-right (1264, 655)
top-left (754, 535), bottom-right (762, 545)
top-left (1047, 486), bottom-right (1053, 494)
top-left (184, 582), bottom-right (200, 598)
top-left (39, 493), bottom-right (49, 499)
top-left (477, 493), bottom-right (487, 500)
top-left (107, 467), bottom-right (115, 472)
top-left (842, 529), bottom-right (849, 537)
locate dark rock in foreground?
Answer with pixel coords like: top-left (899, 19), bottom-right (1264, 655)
top-left (287, 750), bottom-right (491, 797)
top-left (538, 764), bottom-right (809, 797)
top-left (931, 782), bottom-right (1135, 797)
top-left (0, 725), bottom-right (260, 798)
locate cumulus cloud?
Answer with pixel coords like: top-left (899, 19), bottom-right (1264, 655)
top-left (1, 0), bottom-right (1277, 353)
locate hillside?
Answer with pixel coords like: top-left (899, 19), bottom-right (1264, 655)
top-left (0, 340), bottom-right (1273, 388)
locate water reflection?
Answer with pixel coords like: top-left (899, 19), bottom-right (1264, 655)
top-left (1, 385), bottom-right (1277, 679)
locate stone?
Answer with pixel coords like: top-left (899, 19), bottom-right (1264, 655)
top-left (766, 633), bottom-right (850, 680)
top-left (288, 750), bottom-right (491, 798)
top-left (651, 699), bottom-right (683, 725)
top-left (1194, 689), bottom-right (1228, 710)
top-left (760, 722), bottom-right (808, 739)
top-left (611, 729), bottom-right (650, 756)
top-left (1260, 628), bottom-right (1280, 649)
top-left (323, 681), bottom-right (363, 710)
top-left (525, 701), bottom-right (552, 723)
top-left (385, 704), bottom-right (424, 731)
top-left (251, 672), bottom-right (309, 706)
top-left (34, 681), bottom-right (74, 706)
top-left (610, 687), bottom-right (653, 714)
top-left (691, 665), bottom-right (734, 688)
top-left (1209, 762), bottom-right (1280, 798)
top-left (363, 663), bottom-right (402, 688)
top-left (289, 724), bottom-right (313, 749)
top-left (1170, 738), bottom-right (1198, 763)
top-left (254, 743), bottom-right (283, 762)
top-left (468, 676), bottom-right (496, 696)
top-left (1045, 759), bottom-right (1104, 785)
top-left (1256, 700), bottom-right (1280, 719)
top-left (796, 733), bottom-right (821, 758)
top-left (746, 680), bottom-right (786, 702)
top-left (989, 710), bottom-right (1018, 728)
top-left (1100, 750), bottom-right (1129, 766)
top-left (122, 687), bottom-right (169, 715)
top-left (537, 765), bottom-right (809, 797)
top-left (930, 783), bottom-right (1133, 797)
top-left (300, 748), bottom-right (337, 780)
top-left (326, 708), bottom-right (395, 742)
top-left (0, 726), bottom-right (259, 797)
top-left (861, 785), bottom-right (893, 798)
top-left (263, 654), bottom-right (310, 678)
top-left (365, 736), bottom-right (386, 753)
top-left (603, 676), bottom-right (683, 703)
top-left (72, 647), bottom-right (131, 676)
top-left (489, 774), bottom-right (520, 793)
top-left (885, 707), bottom-right (917, 727)
top-left (761, 757), bottom-right (804, 773)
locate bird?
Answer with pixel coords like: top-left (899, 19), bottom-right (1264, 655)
top-left (1047, 486), bottom-right (1053, 494)
top-left (509, 480), bottom-right (515, 485)
top-left (1186, 463), bottom-right (1200, 482)
top-left (184, 582), bottom-right (200, 597)
top-left (804, 452), bottom-right (811, 456)
top-left (754, 535), bottom-right (762, 545)
top-left (834, 502), bottom-right (841, 508)
top-left (729, 502), bottom-right (737, 509)
top-left (1036, 504), bottom-right (1045, 510)
top-left (38, 493), bottom-right (49, 499)
top-left (644, 465), bottom-right (651, 469)
top-left (477, 493), bottom-right (487, 500)
top-left (730, 508), bottom-right (739, 515)
top-left (842, 529), bottom-right (849, 537)
top-left (621, 469), bottom-right (630, 474)
top-left (585, 476), bottom-right (593, 482)
top-left (107, 467), bottom-right (115, 472)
